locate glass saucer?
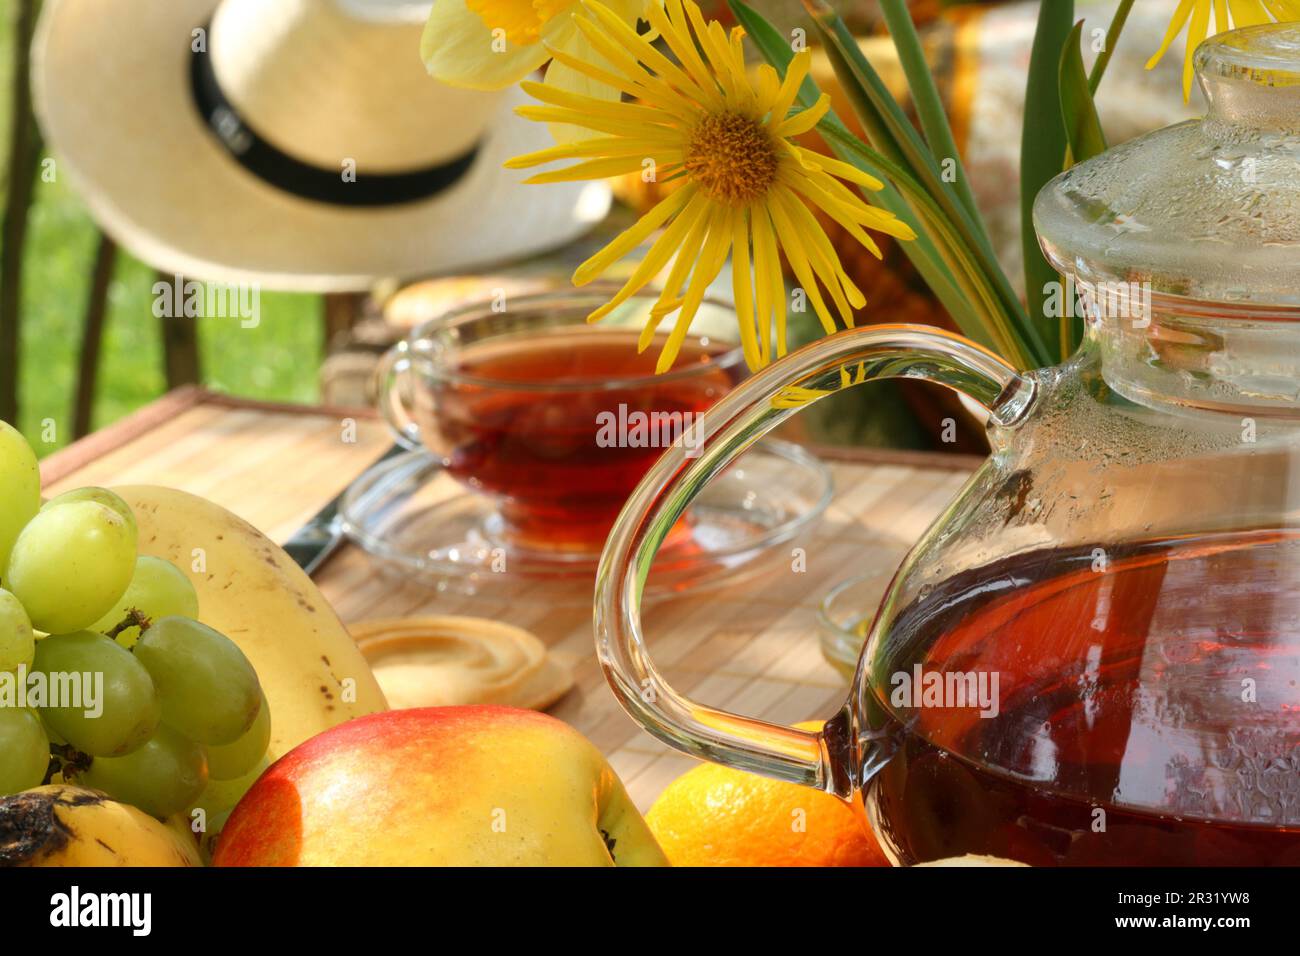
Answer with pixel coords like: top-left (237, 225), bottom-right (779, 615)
top-left (338, 439), bottom-right (832, 599)
top-left (818, 568), bottom-right (897, 680)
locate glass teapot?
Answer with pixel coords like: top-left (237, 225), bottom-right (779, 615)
top-left (595, 25), bottom-right (1300, 866)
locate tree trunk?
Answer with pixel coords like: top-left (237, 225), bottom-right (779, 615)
top-left (72, 233), bottom-right (116, 437)
top-left (322, 292), bottom-right (366, 355)
top-left (159, 271), bottom-right (202, 388)
top-left (0, 0), bottom-right (44, 424)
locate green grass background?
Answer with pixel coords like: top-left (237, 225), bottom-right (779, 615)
top-left (1, 7), bottom-right (319, 458)
top-left (12, 175), bottom-right (321, 455)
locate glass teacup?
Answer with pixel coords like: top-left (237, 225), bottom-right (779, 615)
top-left (376, 290), bottom-right (744, 555)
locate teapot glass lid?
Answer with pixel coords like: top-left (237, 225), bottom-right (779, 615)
top-left (1034, 23), bottom-right (1300, 308)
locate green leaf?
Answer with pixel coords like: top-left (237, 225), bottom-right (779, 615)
top-left (1020, 0), bottom-right (1074, 360)
top-left (819, 123), bottom-right (1027, 363)
top-left (1056, 19), bottom-right (1106, 356)
top-left (1060, 21), bottom-right (1108, 165)
top-left (877, 0), bottom-right (985, 237)
top-left (1089, 0), bottom-right (1136, 94)
top-left (805, 3), bottom-right (1048, 367)
top-left (802, 6), bottom-right (948, 212)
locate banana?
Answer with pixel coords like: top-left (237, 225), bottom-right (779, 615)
top-left (0, 785), bottom-right (202, 867)
top-left (113, 486), bottom-right (388, 762)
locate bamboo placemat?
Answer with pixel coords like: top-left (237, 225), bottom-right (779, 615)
top-left (41, 388), bottom-right (978, 810)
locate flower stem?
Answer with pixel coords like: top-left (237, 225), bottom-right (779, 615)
top-left (1089, 0), bottom-right (1136, 94)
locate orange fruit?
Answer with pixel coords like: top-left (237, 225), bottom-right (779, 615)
top-left (646, 721), bottom-right (890, 867)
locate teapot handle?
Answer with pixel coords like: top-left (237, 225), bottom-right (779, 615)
top-left (594, 324), bottom-right (1036, 796)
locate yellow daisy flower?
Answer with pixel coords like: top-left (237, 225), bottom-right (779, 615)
top-left (420, 0), bottom-right (641, 125)
top-left (1147, 0), bottom-right (1300, 100)
top-left (504, 0), bottom-right (916, 372)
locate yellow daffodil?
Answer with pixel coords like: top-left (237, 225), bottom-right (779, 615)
top-left (504, 0), bottom-right (916, 372)
top-left (1148, 0), bottom-right (1300, 100)
top-left (420, 0), bottom-right (640, 113)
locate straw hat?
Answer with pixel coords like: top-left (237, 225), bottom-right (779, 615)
top-left (31, 0), bottom-right (611, 292)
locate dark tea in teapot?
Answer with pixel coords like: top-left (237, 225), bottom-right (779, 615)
top-left (864, 531), bottom-right (1300, 866)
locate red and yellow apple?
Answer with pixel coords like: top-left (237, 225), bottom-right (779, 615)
top-left (212, 706), bottom-right (668, 866)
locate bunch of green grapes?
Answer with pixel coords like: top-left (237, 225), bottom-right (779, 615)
top-left (0, 421), bottom-right (272, 821)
